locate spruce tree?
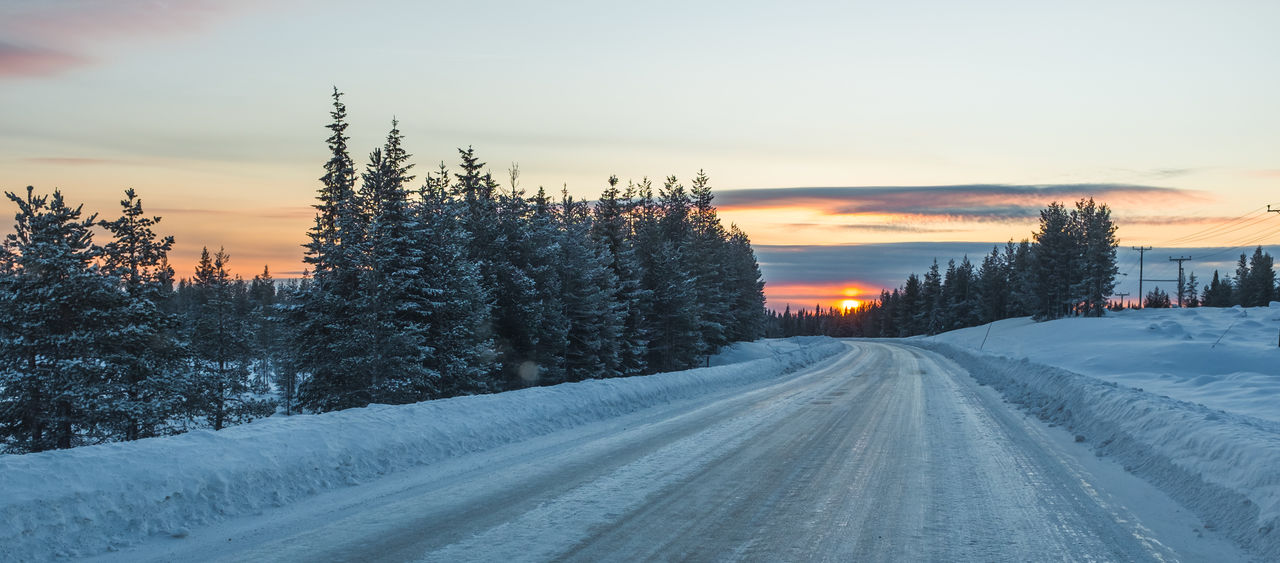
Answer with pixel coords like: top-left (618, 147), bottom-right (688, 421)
top-left (592, 175), bottom-right (650, 376)
top-left (1246, 246), bottom-right (1275, 306)
top-left (298, 88), bottom-right (371, 411)
top-left (98, 189), bottom-right (183, 440)
top-left (1071, 198), bottom-right (1118, 317)
top-left (418, 165), bottom-right (494, 395)
top-left (1031, 202), bottom-right (1077, 320)
top-left (1233, 253), bottom-right (1252, 306)
top-left (187, 248), bottom-right (272, 430)
top-left (557, 190), bottom-right (624, 382)
top-left (0, 188), bottom-right (124, 451)
top-left (358, 120), bottom-right (439, 403)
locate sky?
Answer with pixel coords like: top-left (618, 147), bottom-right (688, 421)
top-left (2, 0), bottom-right (1278, 310)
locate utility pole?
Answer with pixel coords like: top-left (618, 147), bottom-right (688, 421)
top-left (1169, 256), bottom-right (1192, 308)
top-left (1270, 205), bottom-right (1279, 215)
top-left (1132, 246), bottom-right (1152, 307)
top-left (1114, 292), bottom-right (1130, 309)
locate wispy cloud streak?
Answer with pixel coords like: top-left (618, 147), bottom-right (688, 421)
top-left (717, 184), bottom-right (1205, 222)
top-left (0, 0), bottom-right (264, 78)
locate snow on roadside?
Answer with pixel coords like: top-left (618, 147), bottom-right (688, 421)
top-left (916, 306), bottom-right (1280, 560)
top-left (0, 338), bottom-right (846, 562)
top-left (929, 304), bottom-right (1280, 422)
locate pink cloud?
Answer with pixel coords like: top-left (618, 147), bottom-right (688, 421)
top-left (0, 42), bottom-right (90, 77)
top-left (0, 0), bottom-right (269, 78)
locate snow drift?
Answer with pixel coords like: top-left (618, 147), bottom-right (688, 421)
top-left (917, 307), bottom-right (1280, 560)
top-left (0, 338), bottom-right (846, 561)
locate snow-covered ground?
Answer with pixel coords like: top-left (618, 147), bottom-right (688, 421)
top-left (930, 304), bottom-right (1280, 422)
top-left (920, 304), bottom-right (1280, 559)
top-left (0, 338), bottom-right (845, 561)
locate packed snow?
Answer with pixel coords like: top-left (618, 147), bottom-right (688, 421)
top-left (919, 304), bottom-right (1280, 560)
top-left (0, 338), bottom-right (845, 561)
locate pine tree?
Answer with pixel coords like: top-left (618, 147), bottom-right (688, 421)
top-left (298, 88), bottom-right (372, 411)
top-left (358, 120), bottom-right (440, 403)
top-left (723, 224), bottom-right (767, 342)
top-left (187, 248), bottom-right (272, 430)
top-left (247, 266), bottom-right (277, 394)
top-left (920, 260), bottom-right (943, 335)
top-left (592, 175), bottom-right (650, 376)
top-left (1031, 202), bottom-right (1077, 320)
top-left (1183, 272), bottom-right (1200, 307)
top-left (687, 170), bottom-right (731, 354)
top-left (637, 176), bottom-right (703, 371)
top-left (557, 190), bottom-right (624, 382)
top-left (977, 246), bottom-right (1008, 323)
top-left (0, 188), bottom-right (124, 452)
top-left (1233, 253), bottom-right (1252, 307)
top-left (1246, 246), bottom-right (1275, 306)
top-left (1144, 287), bottom-right (1172, 309)
top-left (417, 165), bottom-right (494, 396)
top-left (98, 189), bottom-right (183, 440)
top-left (1071, 198), bottom-right (1118, 317)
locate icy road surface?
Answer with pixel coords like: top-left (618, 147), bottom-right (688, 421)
top-left (97, 342), bottom-right (1244, 562)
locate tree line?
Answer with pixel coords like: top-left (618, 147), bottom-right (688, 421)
top-left (1161, 246), bottom-right (1276, 309)
top-left (769, 199), bottom-right (1120, 338)
top-left (0, 90), bottom-right (767, 454)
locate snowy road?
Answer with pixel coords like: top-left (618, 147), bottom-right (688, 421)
top-left (98, 341), bottom-right (1244, 562)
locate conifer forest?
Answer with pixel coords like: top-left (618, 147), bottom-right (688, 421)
top-left (0, 91), bottom-right (768, 453)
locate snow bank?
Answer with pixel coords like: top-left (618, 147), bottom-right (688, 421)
top-left (929, 306), bottom-right (1280, 422)
top-left (0, 338), bottom-right (846, 561)
top-left (918, 341), bottom-right (1280, 560)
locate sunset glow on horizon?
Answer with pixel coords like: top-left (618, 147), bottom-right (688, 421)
top-left (2, 1), bottom-right (1277, 310)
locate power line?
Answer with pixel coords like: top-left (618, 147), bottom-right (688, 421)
top-left (1155, 205), bottom-right (1267, 246)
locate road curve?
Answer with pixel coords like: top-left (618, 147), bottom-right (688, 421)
top-left (99, 341), bottom-right (1242, 562)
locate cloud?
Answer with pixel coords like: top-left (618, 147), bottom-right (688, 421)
top-left (0, 41), bottom-right (89, 77)
top-left (22, 156), bottom-right (127, 165)
top-left (150, 206), bottom-right (315, 221)
top-left (0, 0), bottom-right (266, 78)
top-left (716, 184), bottom-right (1205, 222)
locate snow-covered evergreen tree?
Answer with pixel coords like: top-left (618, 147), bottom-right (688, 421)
top-left (298, 88), bottom-right (372, 412)
top-left (557, 190), bottom-right (624, 382)
top-left (1071, 198), bottom-right (1118, 316)
top-left (98, 189), bottom-right (183, 441)
top-left (592, 176), bottom-right (650, 376)
top-left (358, 120), bottom-right (439, 403)
top-left (417, 165), bottom-right (494, 395)
top-left (0, 187), bottom-right (123, 452)
top-left (186, 248), bottom-right (273, 430)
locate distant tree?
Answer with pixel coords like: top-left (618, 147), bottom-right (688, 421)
top-left (1071, 198), bottom-right (1118, 316)
top-left (1031, 202), bottom-right (1077, 320)
top-left (1201, 270), bottom-right (1234, 307)
top-left (919, 260), bottom-right (943, 334)
top-left (186, 248), bottom-right (273, 430)
top-left (1144, 287), bottom-right (1172, 309)
top-left (977, 246), bottom-right (1008, 323)
top-left (1183, 272), bottom-right (1200, 308)
top-left (1245, 246), bottom-right (1275, 306)
top-left (1232, 253), bottom-right (1252, 307)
